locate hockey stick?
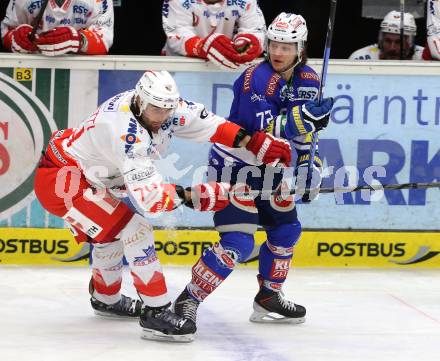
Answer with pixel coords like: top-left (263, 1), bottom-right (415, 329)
top-left (304, 0), bottom-right (338, 199)
top-left (28, 0), bottom-right (50, 42)
top-left (400, 0), bottom-right (405, 59)
top-left (234, 181), bottom-right (440, 198)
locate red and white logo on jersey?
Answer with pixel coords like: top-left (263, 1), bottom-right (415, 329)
top-left (270, 181), bottom-right (295, 212)
top-left (191, 259), bottom-right (224, 294)
top-left (212, 242), bottom-right (237, 269)
top-left (270, 258), bottom-right (291, 279)
top-left (230, 184), bottom-right (257, 213)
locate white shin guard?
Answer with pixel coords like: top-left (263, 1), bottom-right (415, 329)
top-left (91, 241), bottom-right (124, 305)
top-left (119, 214), bottom-right (169, 307)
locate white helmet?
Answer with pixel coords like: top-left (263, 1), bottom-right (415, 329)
top-left (267, 12), bottom-right (308, 55)
top-left (380, 10), bottom-right (417, 36)
top-left (135, 70), bottom-right (180, 114)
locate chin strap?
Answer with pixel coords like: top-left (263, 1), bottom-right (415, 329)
top-left (130, 97), bottom-right (151, 132)
top-left (279, 59), bottom-right (300, 77)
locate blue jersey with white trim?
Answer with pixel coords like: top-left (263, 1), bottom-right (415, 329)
top-left (211, 60), bottom-right (320, 166)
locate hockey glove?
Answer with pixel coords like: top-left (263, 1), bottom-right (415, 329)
top-left (246, 131), bottom-right (292, 167)
top-left (290, 97), bottom-right (333, 135)
top-left (184, 36), bottom-right (206, 58)
top-left (295, 156), bottom-right (323, 203)
top-left (202, 33), bottom-right (241, 70)
top-left (11, 24), bottom-right (38, 53)
top-left (185, 182), bottom-right (230, 211)
top-left (36, 26), bottom-right (81, 56)
top-left (233, 33), bottom-right (263, 62)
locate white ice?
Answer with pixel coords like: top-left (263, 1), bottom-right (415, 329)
top-left (0, 266), bottom-right (439, 361)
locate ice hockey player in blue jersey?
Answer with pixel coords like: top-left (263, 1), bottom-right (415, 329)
top-left (144, 12), bottom-right (334, 342)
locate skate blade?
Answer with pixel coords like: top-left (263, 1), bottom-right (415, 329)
top-left (249, 311), bottom-right (306, 324)
top-left (93, 310), bottom-right (139, 320)
top-left (141, 328), bottom-right (195, 343)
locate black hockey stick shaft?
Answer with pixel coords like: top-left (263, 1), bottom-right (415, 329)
top-left (29, 0), bottom-right (50, 42)
top-left (237, 181), bottom-right (440, 197)
top-left (400, 0), bottom-right (405, 60)
top-left (305, 0), bottom-right (337, 196)
top-left (316, 0), bottom-right (337, 103)
top-left (313, 181), bottom-right (440, 194)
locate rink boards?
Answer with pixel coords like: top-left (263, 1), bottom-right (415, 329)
top-left (1, 227), bottom-right (439, 268)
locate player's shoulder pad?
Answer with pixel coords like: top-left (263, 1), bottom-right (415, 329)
top-left (295, 64), bottom-right (320, 86)
top-left (349, 44), bottom-right (378, 59)
top-left (241, 61), bottom-right (283, 98)
top-left (100, 91), bottom-right (132, 114)
top-left (173, 98), bottom-right (205, 124)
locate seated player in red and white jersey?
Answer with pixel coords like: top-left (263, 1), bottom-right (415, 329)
top-left (1, 0), bottom-right (113, 55)
top-left (349, 10), bottom-right (424, 60)
top-left (162, 0), bottom-right (265, 69)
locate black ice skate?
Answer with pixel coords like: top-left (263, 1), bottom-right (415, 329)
top-left (89, 279), bottom-right (142, 319)
top-left (249, 275), bottom-right (306, 324)
top-left (172, 288), bottom-right (200, 328)
top-left (140, 303), bottom-right (196, 343)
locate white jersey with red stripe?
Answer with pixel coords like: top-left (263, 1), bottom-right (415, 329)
top-left (1, 0), bottom-right (113, 53)
top-left (49, 90), bottom-right (228, 215)
top-left (427, 0), bottom-right (440, 60)
top-left (349, 43), bottom-right (424, 60)
top-left (162, 0), bottom-right (265, 56)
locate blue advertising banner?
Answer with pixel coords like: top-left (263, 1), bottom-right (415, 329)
top-left (96, 69), bottom-right (440, 230)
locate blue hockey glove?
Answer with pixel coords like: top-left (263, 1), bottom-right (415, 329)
top-left (289, 97), bottom-right (333, 136)
top-left (300, 97), bottom-right (333, 132)
top-left (267, 98), bottom-right (333, 139)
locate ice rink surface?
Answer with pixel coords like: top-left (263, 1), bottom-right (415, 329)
top-left (0, 266), bottom-right (439, 361)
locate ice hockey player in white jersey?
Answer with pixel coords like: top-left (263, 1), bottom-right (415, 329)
top-left (1, 0), bottom-right (113, 55)
top-left (423, 0), bottom-right (440, 60)
top-left (162, 0), bottom-right (265, 69)
top-left (349, 10), bottom-right (423, 60)
top-left (34, 70), bottom-right (292, 341)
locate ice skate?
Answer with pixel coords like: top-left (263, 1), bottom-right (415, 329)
top-left (172, 288), bottom-right (200, 327)
top-left (140, 303), bottom-right (196, 343)
top-left (249, 275), bottom-right (306, 324)
top-left (89, 279), bottom-right (142, 319)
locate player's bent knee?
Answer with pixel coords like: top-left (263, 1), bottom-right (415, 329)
top-left (266, 221), bottom-right (302, 249)
top-left (219, 231), bottom-right (255, 262)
